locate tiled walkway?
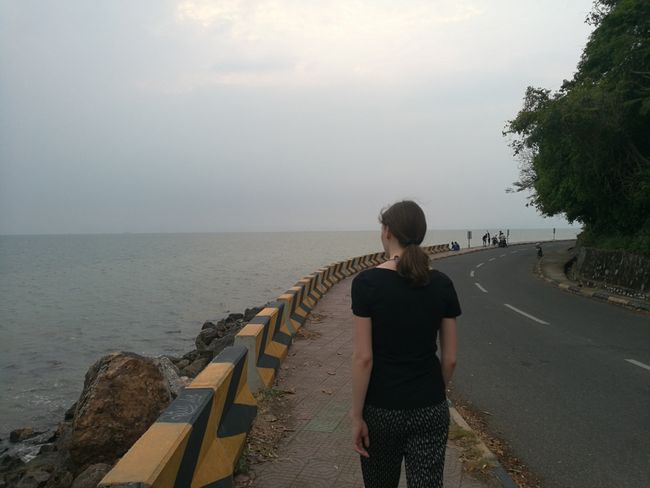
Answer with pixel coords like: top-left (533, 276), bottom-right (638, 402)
top-left (251, 275), bottom-right (490, 487)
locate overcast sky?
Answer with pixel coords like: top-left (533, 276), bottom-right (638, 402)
top-left (0, 0), bottom-right (594, 234)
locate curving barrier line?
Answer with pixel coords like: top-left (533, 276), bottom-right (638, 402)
top-left (100, 245), bottom-right (451, 487)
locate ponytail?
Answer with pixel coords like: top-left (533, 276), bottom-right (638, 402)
top-left (396, 244), bottom-right (430, 287)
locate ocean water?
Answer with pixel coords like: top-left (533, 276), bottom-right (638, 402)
top-left (0, 229), bottom-right (577, 435)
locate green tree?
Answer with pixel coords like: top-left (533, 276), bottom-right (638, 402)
top-left (504, 0), bottom-right (650, 253)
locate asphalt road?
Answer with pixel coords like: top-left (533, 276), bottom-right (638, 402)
top-left (433, 241), bottom-right (650, 488)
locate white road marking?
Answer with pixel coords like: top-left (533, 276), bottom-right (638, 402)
top-left (475, 283), bottom-right (488, 293)
top-left (470, 270), bottom-right (475, 278)
top-left (625, 359), bottom-right (650, 371)
top-left (476, 263), bottom-right (484, 268)
top-left (504, 304), bottom-right (549, 325)
top-left (500, 254), bottom-right (506, 258)
top-left (489, 257), bottom-right (496, 262)
top-left (511, 250), bottom-right (518, 254)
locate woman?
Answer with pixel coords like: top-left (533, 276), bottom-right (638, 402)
top-left (350, 200), bottom-right (460, 488)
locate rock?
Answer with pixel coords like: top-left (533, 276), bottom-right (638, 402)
top-left (201, 321), bottom-right (216, 330)
top-left (67, 352), bottom-right (171, 467)
top-left (16, 469), bottom-right (50, 488)
top-left (180, 357), bottom-right (210, 377)
top-left (44, 469), bottom-right (73, 488)
top-left (181, 349), bottom-right (200, 363)
top-left (153, 356), bottom-right (185, 399)
top-left (227, 313), bottom-right (244, 321)
top-left (10, 429), bottom-right (37, 443)
top-left (195, 327), bottom-right (219, 351)
top-left (38, 445), bottom-right (56, 455)
top-left (175, 359), bottom-right (190, 370)
top-left (244, 307), bottom-right (263, 321)
top-left (64, 403), bottom-right (77, 421)
top-left (70, 463), bottom-right (111, 488)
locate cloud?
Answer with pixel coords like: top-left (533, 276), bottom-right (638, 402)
top-left (157, 0), bottom-right (487, 89)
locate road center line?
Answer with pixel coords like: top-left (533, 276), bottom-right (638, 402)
top-left (510, 250), bottom-right (518, 254)
top-left (489, 257), bottom-right (496, 262)
top-left (625, 359), bottom-right (650, 371)
top-left (470, 270), bottom-right (475, 278)
top-left (504, 304), bottom-right (549, 325)
top-left (476, 263), bottom-right (484, 268)
top-left (475, 283), bottom-right (488, 293)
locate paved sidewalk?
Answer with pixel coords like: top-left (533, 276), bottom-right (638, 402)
top-left (251, 276), bottom-right (494, 488)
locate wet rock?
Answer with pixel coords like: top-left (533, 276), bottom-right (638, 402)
top-left (16, 469), bottom-right (50, 487)
top-left (195, 327), bottom-right (219, 351)
top-left (175, 359), bottom-right (190, 370)
top-left (182, 349), bottom-right (200, 363)
top-left (38, 445), bottom-right (56, 455)
top-left (44, 469), bottom-right (73, 488)
top-left (70, 463), bottom-right (111, 488)
top-left (10, 429), bottom-right (38, 444)
top-left (68, 352), bottom-right (171, 467)
top-left (64, 403), bottom-right (77, 421)
top-left (227, 313), bottom-right (244, 321)
top-left (201, 320), bottom-right (216, 330)
top-left (244, 307), bottom-right (263, 321)
top-left (180, 357), bottom-right (210, 378)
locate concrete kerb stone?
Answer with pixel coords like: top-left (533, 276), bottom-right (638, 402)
top-left (99, 345), bottom-right (256, 488)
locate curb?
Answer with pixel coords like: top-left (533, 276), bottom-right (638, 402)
top-left (448, 404), bottom-right (519, 488)
top-left (535, 257), bottom-right (650, 313)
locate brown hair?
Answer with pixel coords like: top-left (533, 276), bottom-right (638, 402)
top-left (379, 200), bottom-right (430, 287)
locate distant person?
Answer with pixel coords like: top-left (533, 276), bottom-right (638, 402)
top-left (482, 233), bottom-right (487, 247)
top-left (351, 200), bottom-right (461, 488)
top-left (486, 232), bottom-right (491, 244)
top-left (492, 236), bottom-right (498, 246)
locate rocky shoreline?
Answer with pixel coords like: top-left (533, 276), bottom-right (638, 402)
top-left (0, 306), bottom-right (264, 488)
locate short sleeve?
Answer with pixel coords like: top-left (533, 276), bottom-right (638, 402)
top-left (443, 276), bottom-right (462, 318)
top-left (351, 272), bottom-right (373, 317)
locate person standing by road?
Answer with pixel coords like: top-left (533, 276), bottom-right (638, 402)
top-left (350, 200), bottom-right (461, 488)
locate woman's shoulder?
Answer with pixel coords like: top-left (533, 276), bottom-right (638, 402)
top-left (429, 268), bottom-right (454, 286)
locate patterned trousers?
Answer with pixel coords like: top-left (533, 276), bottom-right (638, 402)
top-left (360, 401), bottom-right (449, 488)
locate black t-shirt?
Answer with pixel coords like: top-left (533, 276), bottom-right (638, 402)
top-left (351, 268), bottom-right (461, 410)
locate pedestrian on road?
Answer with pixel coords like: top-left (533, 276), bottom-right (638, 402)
top-left (350, 200), bottom-right (461, 488)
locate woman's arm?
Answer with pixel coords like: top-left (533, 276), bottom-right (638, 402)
top-left (351, 315), bottom-right (373, 457)
top-left (439, 317), bottom-right (457, 385)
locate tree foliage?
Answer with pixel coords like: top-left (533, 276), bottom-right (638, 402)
top-left (504, 0), bottom-right (650, 252)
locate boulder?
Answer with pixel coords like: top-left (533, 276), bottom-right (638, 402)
top-left (44, 469), bottom-right (73, 488)
top-left (67, 352), bottom-right (171, 467)
top-left (227, 313), bottom-right (244, 321)
top-left (175, 359), bottom-right (190, 370)
top-left (70, 464), bottom-right (111, 488)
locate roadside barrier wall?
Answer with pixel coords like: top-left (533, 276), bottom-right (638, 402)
top-left (99, 244), bottom-right (451, 488)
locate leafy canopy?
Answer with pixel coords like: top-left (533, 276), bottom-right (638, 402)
top-left (504, 0), bottom-right (650, 252)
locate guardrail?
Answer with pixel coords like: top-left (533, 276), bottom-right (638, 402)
top-left (99, 244), bottom-right (450, 487)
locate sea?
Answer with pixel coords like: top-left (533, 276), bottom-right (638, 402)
top-left (0, 229), bottom-right (578, 436)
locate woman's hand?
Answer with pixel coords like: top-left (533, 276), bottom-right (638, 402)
top-left (351, 416), bottom-right (370, 458)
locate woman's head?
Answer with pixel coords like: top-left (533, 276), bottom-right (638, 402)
top-left (379, 200), bottom-right (430, 286)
